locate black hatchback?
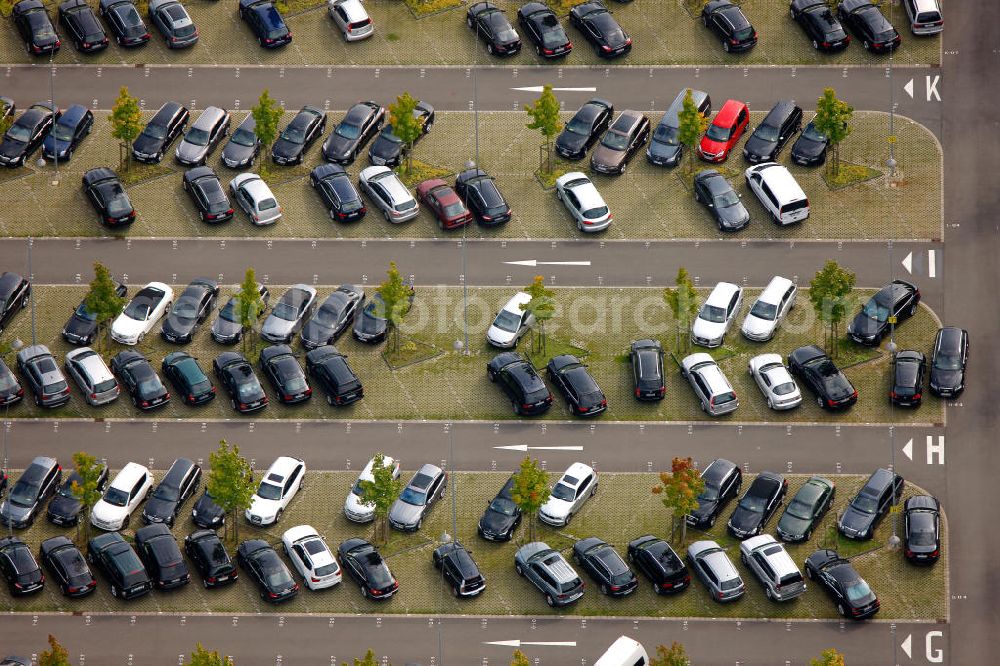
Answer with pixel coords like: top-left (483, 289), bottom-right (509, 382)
top-left (213, 351), bottom-right (268, 413)
top-left (627, 535), bottom-right (690, 595)
top-left (929, 327), bottom-right (968, 398)
top-left (58, 0), bottom-right (109, 52)
top-left (572, 537), bottom-right (637, 597)
top-left (693, 169), bottom-right (750, 232)
top-left (47, 464), bottom-right (109, 526)
top-left (455, 168), bottom-right (512, 226)
top-left (82, 168), bottom-right (135, 226)
top-left (790, 0), bottom-right (850, 51)
top-left (183, 166), bottom-right (234, 223)
top-left (701, 0), bottom-right (757, 53)
top-left (134, 523), bottom-right (190, 589)
top-left (891, 350), bottom-right (925, 407)
top-left (546, 354), bottom-right (606, 417)
top-left (40, 536), bottom-right (96, 597)
top-left (111, 350), bottom-right (170, 410)
top-left (99, 0), bottom-right (151, 47)
top-left (742, 100), bottom-right (802, 164)
top-left (310, 163), bottom-right (366, 222)
top-left (630, 339), bottom-right (665, 400)
top-left (0, 536), bottom-right (44, 595)
top-left (239, 0), bottom-right (291, 48)
top-left (433, 541), bottom-right (486, 598)
top-left (259, 345), bottom-right (312, 404)
top-left (305, 345), bottom-right (363, 406)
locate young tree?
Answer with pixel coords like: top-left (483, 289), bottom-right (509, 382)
top-left (510, 456), bottom-right (550, 541)
top-left (652, 457), bottom-right (705, 545)
top-left (524, 84), bottom-right (563, 175)
top-left (188, 644), bottom-right (234, 666)
top-left (387, 92), bottom-right (424, 176)
top-left (109, 86), bottom-right (143, 173)
top-left (663, 267), bottom-right (699, 354)
top-left (677, 88), bottom-right (709, 178)
top-left (651, 642), bottom-right (690, 666)
top-left (812, 87), bottom-right (853, 178)
top-left (236, 268), bottom-right (265, 356)
top-left (70, 451), bottom-right (106, 543)
top-left (520, 275), bottom-right (556, 356)
top-left (510, 650), bottom-right (531, 666)
top-left (376, 261), bottom-right (412, 353)
top-left (358, 452), bottom-right (403, 545)
top-left (809, 260), bottom-right (856, 358)
top-left (251, 89), bottom-right (284, 179)
top-left (39, 634), bottom-right (70, 666)
top-left (811, 648), bottom-right (846, 666)
top-left (84, 261), bottom-right (126, 352)
top-left (206, 440), bottom-right (256, 543)
top-left (342, 650), bottom-right (379, 666)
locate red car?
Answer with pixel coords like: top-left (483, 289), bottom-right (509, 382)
top-left (416, 178), bottom-right (473, 230)
top-left (698, 99), bottom-right (750, 163)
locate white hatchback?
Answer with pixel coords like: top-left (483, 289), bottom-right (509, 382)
top-left (486, 291), bottom-right (534, 348)
top-left (329, 0), bottom-right (374, 41)
top-left (230, 173), bottom-right (282, 226)
top-left (344, 454), bottom-right (401, 523)
top-left (91, 462), bottom-right (154, 531)
top-left (282, 524), bottom-right (342, 590)
top-left (246, 456), bottom-right (306, 526)
top-left (741, 276), bottom-right (796, 342)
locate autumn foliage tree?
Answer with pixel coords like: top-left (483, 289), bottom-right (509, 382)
top-left (39, 634), bottom-right (70, 666)
top-left (664, 267), bottom-right (699, 354)
top-left (188, 644), bottom-right (234, 666)
top-left (650, 642), bottom-right (690, 666)
top-left (813, 88), bottom-right (853, 178)
top-left (811, 648), bottom-right (846, 666)
top-left (109, 86), bottom-right (142, 172)
top-left (521, 275), bottom-right (556, 356)
top-left (387, 92), bottom-right (424, 175)
top-left (510, 456), bottom-right (550, 541)
top-left (677, 88), bottom-right (709, 178)
top-left (652, 457), bottom-right (705, 545)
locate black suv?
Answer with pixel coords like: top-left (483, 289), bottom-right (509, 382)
top-left (630, 339), bottom-right (665, 400)
top-left (0, 272), bottom-right (30, 333)
top-left (487, 352), bottom-right (553, 416)
top-left (433, 542), bottom-right (486, 598)
top-left (142, 457), bottom-right (201, 526)
top-left (135, 523), bottom-right (190, 589)
top-left (627, 535), bottom-right (690, 595)
top-left (184, 530), bottom-right (238, 588)
top-left (305, 345), bottom-right (363, 406)
top-left (701, 0), bottom-right (757, 53)
top-left (726, 471), bottom-right (788, 539)
top-left (111, 350), bottom-right (170, 410)
top-left (572, 537), bottom-right (637, 597)
top-left (790, 0), bottom-right (850, 51)
top-left (742, 99), bottom-right (802, 164)
top-left (238, 0), bottom-right (292, 48)
top-left (87, 532), bottom-right (151, 600)
top-left (0, 456), bottom-right (61, 529)
top-left (546, 354), bottom-right (607, 417)
top-left (929, 327), bottom-right (968, 398)
top-left (478, 476), bottom-right (522, 542)
top-left (132, 101), bottom-right (189, 164)
top-left (47, 464), bottom-right (109, 526)
top-left (686, 458), bottom-right (742, 529)
top-left (838, 468), bottom-right (904, 540)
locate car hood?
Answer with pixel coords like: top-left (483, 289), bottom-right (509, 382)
top-left (700, 137), bottom-right (728, 154)
top-left (556, 131), bottom-right (588, 156)
top-left (248, 496), bottom-right (281, 519)
top-left (112, 315), bottom-right (146, 338)
top-left (223, 142), bottom-right (255, 163)
top-left (323, 133), bottom-right (355, 158)
top-left (0, 500), bottom-right (32, 522)
top-left (591, 145), bottom-right (625, 168)
top-left (369, 137), bottom-right (401, 161)
top-left (692, 318), bottom-right (727, 340)
top-left (193, 494), bottom-right (224, 523)
top-left (301, 320), bottom-right (334, 345)
top-left (486, 324), bottom-right (517, 345)
top-left (840, 505), bottom-right (875, 533)
top-left (389, 500), bottom-right (424, 526)
top-left (133, 133), bottom-right (163, 155)
top-left (648, 138), bottom-right (681, 161)
top-left (213, 317), bottom-right (242, 338)
top-left (42, 135), bottom-right (73, 155)
top-left (690, 498), bottom-right (718, 521)
top-left (91, 500), bottom-right (127, 524)
top-left (162, 315), bottom-right (197, 337)
top-left (64, 314), bottom-right (98, 339)
top-left (792, 136), bottom-right (825, 158)
top-left (261, 316), bottom-right (294, 339)
top-left (176, 141), bottom-right (208, 162)
top-left (742, 314), bottom-right (774, 337)
top-left (743, 135), bottom-right (777, 159)
top-left (777, 512), bottom-right (811, 537)
top-left (143, 497), bottom-right (175, 520)
top-left (930, 367), bottom-right (962, 388)
top-left (716, 201), bottom-right (750, 228)
top-left (729, 506), bottom-right (763, 533)
top-left (355, 313), bottom-right (386, 337)
top-left (848, 313), bottom-right (883, 339)
top-left (0, 137), bottom-right (26, 159)
top-left (48, 494), bottom-right (82, 518)
top-left (480, 508), bottom-right (517, 534)
top-left (345, 492), bottom-right (374, 517)
top-left (272, 137), bottom-right (300, 158)
top-left (539, 497), bottom-right (572, 518)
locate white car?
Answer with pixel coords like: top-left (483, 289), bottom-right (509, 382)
top-left (90, 462), bottom-right (154, 531)
top-left (555, 172), bottom-right (612, 232)
top-left (486, 291), bottom-right (534, 348)
top-left (748, 354), bottom-right (802, 410)
top-left (538, 462), bottom-right (598, 527)
top-left (281, 524), bottom-right (342, 590)
top-left (110, 282), bottom-right (175, 346)
top-left (246, 456), bottom-right (306, 526)
top-left (230, 173), bottom-right (282, 226)
top-left (741, 275), bottom-right (796, 342)
top-left (359, 166), bottom-right (419, 223)
top-left (329, 0), bottom-right (374, 41)
top-left (691, 281), bottom-right (743, 348)
top-left (344, 454), bottom-right (401, 523)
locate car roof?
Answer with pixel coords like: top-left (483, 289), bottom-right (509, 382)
top-left (712, 99), bottom-right (746, 126)
top-left (761, 100), bottom-right (798, 127)
top-left (57, 103), bottom-right (89, 126)
top-left (161, 458), bottom-right (195, 487)
top-left (935, 327), bottom-right (965, 352)
top-left (702, 458), bottom-right (737, 484)
top-left (757, 275), bottom-right (794, 303)
top-left (704, 281), bottom-right (740, 306)
top-left (561, 462), bottom-right (593, 481)
top-left (863, 467), bottom-right (895, 492)
top-left (265, 456), bottom-right (302, 478)
top-left (110, 462), bottom-right (149, 489)
top-left (501, 291), bottom-right (532, 314)
top-left (562, 175), bottom-right (606, 209)
top-left (69, 348), bottom-right (114, 380)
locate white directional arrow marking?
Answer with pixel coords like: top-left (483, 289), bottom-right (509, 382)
top-left (484, 640), bottom-right (578, 648)
top-left (494, 444), bottom-right (584, 452)
top-left (504, 259), bottom-right (592, 267)
top-left (901, 634), bottom-right (912, 659)
top-left (901, 251), bottom-right (913, 274)
top-left (903, 438), bottom-right (913, 461)
top-left (904, 78), bottom-right (914, 99)
top-left (512, 86), bottom-right (597, 93)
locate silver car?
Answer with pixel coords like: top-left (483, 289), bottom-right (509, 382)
top-left (687, 540), bottom-right (745, 602)
top-left (358, 166), bottom-right (419, 223)
top-left (328, 0), bottom-right (373, 41)
top-left (680, 353), bottom-right (739, 416)
top-left (260, 285), bottom-right (317, 344)
top-left (230, 173), bottom-right (282, 226)
top-left (64, 347), bottom-right (120, 406)
top-left (748, 353), bottom-right (801, 410)
top-left (555, 172), bottom-right (612, 232)
top-left (388, 463), bottom-right (447, 532)
top-left (175, 106), bottom-right (230, 166)
top-left (739, 534), bottom-right (806, 602)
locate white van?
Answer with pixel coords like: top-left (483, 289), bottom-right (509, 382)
top-left (595, 636), bottom-right (649, 666)
top-left (744, 162), bottom-right (809, 225)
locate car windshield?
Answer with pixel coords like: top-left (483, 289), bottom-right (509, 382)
top-left (442, 201), bottom-right (466, 217)
top-left (0, 368), bottom-right (18, 391)
top-left (74, 302), bottom-right (97, 322)
top-left (714, 190), bottom-right (740, 208)
top-left (313, 306), bottom-right (341, 326)
top-left (773, 381), bottom-right (797, 396)
top-left (706, 123), bottom-right (732, 142)
top-left (862, 300), bottom-right (890, 321)
top-left (399, 487), bottom-right (427, 506)
top-left (237, 379), bottom-right (261, 400)
top-left (6, 125), bottom-right (31, 142)
top-left (335, 123), bottom-right (360, 140)
top-left (852, 494), bottom-right (878, 514)
top-left (699, 304), bottom-right (726, 324)
top-left (845, 579), bottom-right (873, 603)
top-left (171, 300), bottom-right (198, 319)
top-left (9, 480), bottom-right (38, 507)
top-left (755, 124), bottom-right (780, 142)
top-left (698, 484), bottom-right (720, 502)
top-left (786, 500), bottom-right (813, 520)
top-left (264, 564), bottom-right (293, 589)
top-left (909, 524), bottom-right (936, 546)
top-left (272, 303), bottom-right (299, 321)
top-left (565, 117), bottom-right (591, 136)
top-left (492, 310), bottom-right (521, 333)
top-left (378, 125), bottom-right (402, 143)
top-left (53, 123), bottom-right (76, 142)
top-left (218, 299), bottom-right (239, 323)
top-left (551, 482), bottom-right (576, 502)
top-left (144, 124), bottom-right (167, 140)
top-left (103, 487), bottom-right (129, 507)
top-left (653, 124), bottom-right (679, 145)
top-left (231, 127), bottom-right (256, 147)
top-left (105, 187), bottom-right (130, 216)
top-left (934, 352), bottom-right (961, 370)
top-left (256, 482), bottom-right (282, 501)
top-left (739, 495), bottom-right (766, 512)
top-left (489, 497), bottom-right (517, 516)
top-left (124, 301), bottom-right (152, 320)
top-left (152, 483), bottom-right (179, 502)
top-left (600, 131), bottom-right (629, 151)
top-left (280, 126), bottom-right (306, 144)
top-left (801, 123), bottom-right (826, 143)
top-left (315, 562), bottom-right (339, 577)
top-left (750, 300), bottom-right (777, 320)
top-left (184, 127), bottom-right (210, 146)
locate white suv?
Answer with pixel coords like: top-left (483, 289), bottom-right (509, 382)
top-left (538, 462), bottom-right (598, 527)
top-left (246, 456), bottom-right (306, 526)
top-left (741, 275), bottom-right (796, 342)
top-left (91, 462), bottom-right (154, 531)
top-left (486, 291), bottom-right (535, 348)
top-left (744, 163), bottom-right (809, 226)
top-left (282, 524), bottom-right (342, 590)
top-left (344, 454), bottom-right (401, 523)
top-left (691, 282), bottom-right (743, 348)
top-left (555, 172), bottom-right (612, 232)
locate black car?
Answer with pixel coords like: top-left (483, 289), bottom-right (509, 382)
top-left (555, 98), bottom-right (613, 161)
top-left (42, 103), bottom-right (93, 161)
top-left (99, 0), bottom-right (151, 47)
top-left (838, 468), bottom-right (904, 540)
top-left (487, 352), bottom-right (553, 416)
top-left (221, 113), bottom-right (261, 169)
top-left (210, 284), bottom-right (270, 345)
top-left (787, 345), bottom-right (857, 410)
top-left (322, 101), bottom-right (385, 165)
top-left (62, 279), bottom-right (126, 345)
top-left (367, 101), bottom-right (434, 168)
top-left (134, 523), bottom-right (190, 589)
top-left (47, 464), bottom-right (109, 527)
top-left (131, 101), bottom-right (189, 164)
top-left (338, 538), bottom-right (398, 600)
top-left (237, 539), bottom-right (298, 602)
top-left (58, 0), bottom-right (109, 52)
top-left (701, 0), bottom-right (757, 53)
top-left (184, 530), bottom-right (238, 588)
top-left (929, 326), bottom-right (968, 398)
top-left (433, 542), bottom-right (486, 597)
top-left (0, 536), bottom-right (44, 595)
top-left (352, 293), bottom-right (389, 343)
top-left (742, 99), bottom-right (802, 164)
top-left (301, 285), bottom-right (365, 349)
top-left (110, 350), bottom-right (170, 410)
top-left (790, 0), bottom-right (850, 51)
top-left (0, 272), bottom-right (29, 334)
top-left (259, 345), bottom-right (311, 405)
top-left (86, 531), bottom-right (151, 599)
top-left (627, 535), bottom-right (690, 595)
top-left (572, 537), bottom-right (637, 597)
top-left (310, 163), bottom-right (366, 222)
top-left (183, 166), bottom-right (234, 223)
top-left (629, 339), bottom-right (665, 400)
top-left (305, 345), bottom-right (363, 406)
top-left (271, 106), bottom-right (326, 165)
top-left (517, 2), bottom-right (571, 58)
top-left (727, 471), bottom-right (788, 539)
top-left (13, 0), bottom-right (61, 56)
top-left (39, 536), bottom-right (96, 597)
top-left (191, 489), bottom-right (226, 529)
top-left (790, 120), bottom-right (830, 166)
top-left (775, 475), bottom-right (835, 542)
top-left (467, 2), bottom-right (521, 56)
top-left (686, 458), bottom-right (742, 529)
top-left (82, 167), bottom-right (135, 226)
top-left (239, 0), bottom-right (291, 48)
top-left (142, 457), bottom-right (201, 526)
top-left (0, 456), bottom-right (61, 528)
top-left (162, 352), bottom-right (215, 406)
top-left (149, 0), bottom-right (198, 48)
top-left (160, 277), bottom-right (219, 343)
top-left (891, 350), bottom-right (925, 407)
top-left (454, 168), bottom-right (512, 226)
top-left (847, 280), bottom-right (920, 346)
top-left (805, 550), bottom-right (879, 619)
top-left (0, 359), bottom-right (21, 407)
top-left (213, 351), bottom-right (268, 414)
top-left (17, 345), bottom-right (71, 408)
top-left (478, 476), bottom-right (522, 541)
top-left (903, 495), bottom-right (940, 564)
top-left (0, 102), bottom-right (58, 168)
top-left (569, 1), bottom-right (631, 58)
top-left (546, 354), bottom-right (607, 417)
top-left (837, 0), bottom-right (900, 53)
top-left (693, 169), bottom-right (750, 231)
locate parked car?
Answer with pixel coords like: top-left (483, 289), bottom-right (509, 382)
top-left (741, 275), bottom-right (796, 341)
top-left (39, 536), bottom-right (96, 597)
top-left (0, 456), bottom-right (61, 528)
top-left (221, 114), bottom-right (261, 169)
top-left (739, 534), bottom-right (806, 601)
top-left (175, 106), bottom-right (230, 166)
top-left (367, 101), bottom-right (433, 168)
top-left (213, 351), bottom-right (268, 414)
top-left (359, 166), bottom-right (420, 223)
top-left (353, 288), bottom-right (414, 344)
top-left (239, 0), bottom-right (291, 48)
top-left (47, 464), bottom-right (109, 526)
top-left (701, 0), bottom-right (757, 52)
top-left (590, 110), bottom-right (649, 174)
top-left (259, 345), bottom-right (312, 404)
top-left (929, 326), bottom-right (968, 398)
top-left (517, 2), bottom-right (572, 58)
top-left (903, 495), bottom-right (941, 564)
top-left (0, 102), bottom-right (58, 167)
top-left (261, 284), bottom-right (316, 343)
top-left (328, 0), bottom-right (373, 41)
top-left (555, 171), bottom-right (612, 232)
top-left (838, 468), bottom-right (904, 540)
top-left (160, 277), bottom-right (219, 343)
top-left (148, 0), bottom-right (198, 48)
top-left (0, 359), bottom-right (21, 407)
top-left (790, 0), bottom-right (850, 51)
top-left (131, 100), bottom-right (188, 163)
top-left (64, 347), bottom-right (119, 406)
top-left (42, 103), bottom-right (93, 161)
top-left (787, 345), bottom-right (857, 410)
top-left (692, 281), bottom-right (743, 348)
top-left (272, 106), bottom-right (325, 165)
top-left (416, 178), bottom-right (473, 230)
top-left (245, 456), bottom-right (305, 526)
top-left (230, 173), bottom-right (282, 225)
top-left (99, 0), bottom-right (150, 47)
top-left (748, 354), bottom-right (802, 410)
top-left (693, 169), bottom-right (749, 231)
top-left (555, 98), bottom-right (613, 160)
top-left (183, 166), bottom-right (234, 223)
top-left (0, 536), bottom-right (43, 595)
top-left (467, 2), bottom-right (520, 56)
top-left (569, 1), bottom-right (631, 58)
top-left (90, 462), bottom-right (154, 532)
top-left (743, 100), bottom-right (802, 164)
top-left (17, 345), bottom-right (71, 408)
top-left (86, 532), bottom-right (150, 599)
top-left (680, 353), bottom-right (739, 416)
top-left (82, 167), bottom-right (135, 226)
top-left (321, 101), bottom-right (383, 165)
top-left (627, 535), bottom-right (690, 595)
top-left (388, 463), bottom-right (447, 532)
top-left (478, 476), bottom-right (522, 542)
top-left (134, 523), bottom-right (189, 589)
top-left (111, 350), bottom-right (170, 410)
top-left (776, 475), bottom-right (836, 542)
top-left (13, 0), bottom-right (61, 56)
top-left (687, 540), bottom-right (745, 602)
top-left (111, 281), bottom-right (175, 345)
top-left (514, 541), bottom-right (584, 607)
top-left (486, 292), bottom-right (533, 348)
top-left (837, 0), bottom-right (900, 52)
top-left (647, 88), bottom-right (711, 167)
top-left (237, 539), bottom-right (298, 602)
top-left (727, 471), bottom-right (788, 539)
top-left (744, 163), bottom-right (810, 225)
top-left (338, 538), bottom-right (398, 599)
top-left (547, 354), bottom-right (607, 417)
top-left (487, 352), bottom-right (553, 416)
top-left (573, 537), bottom-right (637, 597)
top-left (790, 119), bottom-right (831, 166)
top-left (305, 345), bottom-right (363, 406)
top-left (141, 457), bottom-right (201, 526)
top-left (629, 339), bottom-right (665, 401)
top-left (301, 286), bottom-right (364, 349)
top-left (451, 170), bottom-right (512, 229)
top-left (184, 530), bottom-right (238, 588)
top-left (891, 350), bottom-right (926, 407)
top-left (698, 99), bottom-right (749, 163)
top-left (191, 489), bottom-right (226, 530)
top-left (433, 541), bottom-right (486, 597)
top-left (805, 549), bottom-right (879, 619)
top-left (211, 283), bottom-right (270, 345)
top-left (282, 525), bottom-right (341, 590)
top-left (344, 455), bottom-right (400, 523)
top-left (0, 272), bottom-right (30, 333)
top-left (63, 280), bottom-right (125, 346)
top-left (847, 280), bottom-right (920, 346)
top-left (538, 462), bottom-right (598, 527)
top-left (902, 0), bottom-right (943, 35)
top-left (58, 0), bottom-right (108, 52)
top-left (310, 163), bottom-right (366, 222)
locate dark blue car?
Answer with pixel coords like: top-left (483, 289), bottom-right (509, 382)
top-left (42, 103), bottom-right (93, 161)
top-left (238, 0), bottom-right (291, 48)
